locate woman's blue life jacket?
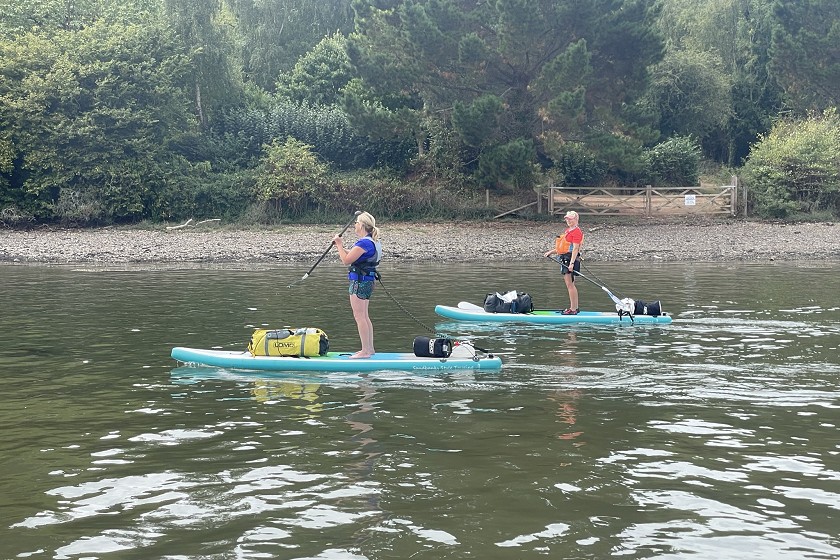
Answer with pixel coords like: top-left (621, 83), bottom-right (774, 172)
top-left (347, 237), bottom-right (382, 281)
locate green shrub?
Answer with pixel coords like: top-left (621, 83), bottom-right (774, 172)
top-left (743, 110), bottom-right (840, 218)
top-left (549, 141), bottom-right (607, 186)
top-left (152, 167), bottom-right (256, 222)
top-left (313, 169), bottom-right (492, 221)
top-left (216, 100), bottom-right (415, 170)
top-left (255, 138), bottom-right (329, 217)
top-left (477, 139), bottom-right (538, 192)
top-left (642, 136), bottom-right (701, 187)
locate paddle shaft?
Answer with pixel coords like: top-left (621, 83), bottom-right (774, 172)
top-left (547, 256), bottom-right (623, 305)
top-left (288, 211), bottom-right (361, 288)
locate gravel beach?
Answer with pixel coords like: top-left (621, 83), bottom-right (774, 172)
top-left (1, 219), bottom-right (838, 264)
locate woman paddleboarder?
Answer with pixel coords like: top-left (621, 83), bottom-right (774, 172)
top-left (544, 210), bottom-right (584, 315)
top-left (334, 211), bottom-right (382, 358)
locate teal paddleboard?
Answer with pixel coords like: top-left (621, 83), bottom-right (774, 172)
top-left (171, 347), bottom-right (502, 372)
top-left (435, 302), bottom-right (672, 325)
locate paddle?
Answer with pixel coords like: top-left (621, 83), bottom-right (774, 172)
top-left (546, 256), bottom-right (623, 306)
top-left (288, 211), bottom-right (362, 288)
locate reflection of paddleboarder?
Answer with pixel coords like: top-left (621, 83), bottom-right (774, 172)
top-left (547, 330), bottom-right (584, 442)
top-left (342, 383), bottom-right (388, 546)
top-left (346, 383), bottom-right (382, 481)
top-left (548, 389), bottom-right (584, 442)
top-left (552, 329), bottom-right (579, 362)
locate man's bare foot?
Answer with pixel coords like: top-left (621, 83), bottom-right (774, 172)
top-left (349, 351), bottom-right (374, 359)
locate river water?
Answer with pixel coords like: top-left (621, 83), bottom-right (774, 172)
top-left (1, 261), bottom-right (838, 559)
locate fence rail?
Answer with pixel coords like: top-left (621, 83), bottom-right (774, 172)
top-left (538, 183), bottom-right (738, 217)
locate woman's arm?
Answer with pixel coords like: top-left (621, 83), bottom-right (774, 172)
top-left (334, 237), bottom-right (365, 265)
top-left (569, 236), bottom-right (583, 263)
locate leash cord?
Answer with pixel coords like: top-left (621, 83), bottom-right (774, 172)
top-left (375, 275), bottom-right (493, 355)
top-left (374, 275), bottom-right (437, 335)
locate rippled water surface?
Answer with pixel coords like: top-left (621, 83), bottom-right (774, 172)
top-left (1, 261), bottom-right (839, 559)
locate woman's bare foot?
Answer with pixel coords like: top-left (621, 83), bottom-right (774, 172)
top-left (349, 351), bottom-right (374, 359)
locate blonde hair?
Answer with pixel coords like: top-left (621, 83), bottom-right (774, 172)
top-left (357, 211), bottom-right (380, 241)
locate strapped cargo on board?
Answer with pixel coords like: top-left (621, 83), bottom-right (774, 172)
top-left (483, 290), bottom-right (534, 314)
top-left (413, 336), bottom-right (453, 358)
top-left (616, 298), bottom-right (663, 319)
top-left (248, 328), bottom-right (329, 357)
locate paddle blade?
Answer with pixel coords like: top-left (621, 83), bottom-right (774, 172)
top-left (601, 286), bottom-right (621, 305)
top-left (287, 273), bottom-right (310, 289)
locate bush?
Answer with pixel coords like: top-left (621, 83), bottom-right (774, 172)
top-left (216, 100), bottom-right (415, 170)
top-left (0, 206), bottom-right (34, 227)
top-left (642, 136), bottom-right (701, 187)
top-left (255, 138), bottom-right (329, 217)
top-left (53, 188), bottom-right (105, 225)
top-left (314, 169), bottom-right (493, 221)
top-left (550, 141), bottom-right (607, 185)
top-left (152, 167), bottom-right (256, 222)
top-left (477, 139), bottom-right (538, 192)
top-left (743, 110), bottom-right (840, 218)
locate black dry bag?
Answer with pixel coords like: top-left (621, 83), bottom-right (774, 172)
top-left (483, 293), bottom-right (511, 313)
top-left (413, 336), bottom-right (453, 358)
top-left (484, 291), bottom-right (533, 314)
top-left (633, 300), bottom-right (662, 316)
top-left (513, 292), bottom-right (533, 313)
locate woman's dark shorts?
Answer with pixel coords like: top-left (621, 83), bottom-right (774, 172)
top-left (561, 258), bottom-right (581, 280)
top-left (349, 280), bottom-right (375, 300)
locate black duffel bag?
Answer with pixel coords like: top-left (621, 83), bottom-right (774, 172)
top-left (633, 299), bottom-right (662, 316)
top-left (413, 336), bottom-right (453, 358)
top-left (484, 292), bottom-right (512, 313)
top-left (484, 291), bottom-right (533, 314)
top-left (514, 292), bottom-right (533, 313)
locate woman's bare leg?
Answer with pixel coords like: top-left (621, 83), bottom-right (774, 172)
top-left (564, 273), bottom-right (578, 311)
top-left (349, 295), bottom-right (374, 358)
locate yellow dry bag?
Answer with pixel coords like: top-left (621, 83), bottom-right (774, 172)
top-left (248, 328), bottom-right (329, 357)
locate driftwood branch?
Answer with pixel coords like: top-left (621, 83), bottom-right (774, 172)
top-left (166, 218), bottom-right (221, 230)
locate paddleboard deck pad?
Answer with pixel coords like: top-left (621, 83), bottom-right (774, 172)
top-left (171, 347), bottom-right (502, 372)
top-left (435, 302), bottom-right (672, 324)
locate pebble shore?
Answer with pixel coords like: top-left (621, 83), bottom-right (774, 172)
top-left (1, 219), bottom-right (838, 264)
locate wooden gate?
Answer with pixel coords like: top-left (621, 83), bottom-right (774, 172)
top-left (541, 183), bottom-right (738, 217)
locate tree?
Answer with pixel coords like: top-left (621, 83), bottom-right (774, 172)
top-left (226, 0), bottom-right (355, 91)
top-left (0, 20), bottom-right (196, 222)
top-left (743, 110), bottom-right (840, 217)
top-left (0, 0), bottom-right (162, 36)
top-left (346, 0), bottom-right (664, 187)
top-left (769, 0), bottom-right (840, 114)
top-left (655, 0), bottom-right (783, 165)
top-left (275, 32), bottom-right (354, 106)
top-left (163, 0), bottom-right (244, 129)
top-left (645, 49), bottom-right (732, 143)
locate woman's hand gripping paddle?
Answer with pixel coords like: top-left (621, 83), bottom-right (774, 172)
top-left (287, 211), bottom-right (361, 288)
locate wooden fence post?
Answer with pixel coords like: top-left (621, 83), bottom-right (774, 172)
top-left (734, 175), bottom-right (747, 218)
